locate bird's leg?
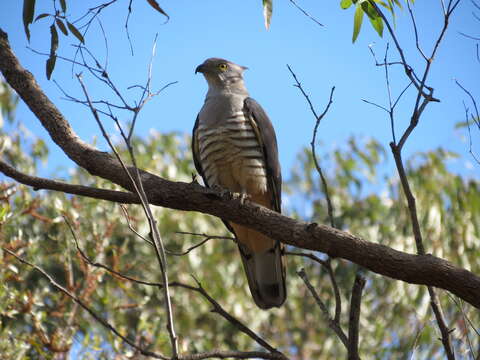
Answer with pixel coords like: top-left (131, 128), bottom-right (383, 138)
top-left (238, 187), bottom-right (251, 205)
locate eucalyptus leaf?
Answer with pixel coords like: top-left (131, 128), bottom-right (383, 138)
top-left (352, 3), bottom-right (364, 42)
top-left (67, 21), bottom-right (85, 44)
top-left (22, 0), bottom-right (36, 41)
top-left (263, 0), bottom-right (273, 30)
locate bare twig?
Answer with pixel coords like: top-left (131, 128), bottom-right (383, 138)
top-left (297, 268), bottom-right (348, 348)
top-left (287, 251), bottom-right (343, 322)
top-left (168, 231), bottom-right (235, 256)
top-left (286, 65), bottom-right (336, 227)
top-left (120, 205), bottom-right (154, 245)
top-left (190, 277), bottom-right (288, 359)
top-left (77, 73), bottom-right (179, 357)
top-left (289, 0), bottom-right (324, 27)
top-left (368, 1), bottom-right (440, 102)
top-left (286, 65), bottom-right (345, 327)
top-left (461, 101), bottom-right (480, 164)
top-left (371, 1), bottom-right (459, 358)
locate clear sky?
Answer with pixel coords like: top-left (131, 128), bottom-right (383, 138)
top-left (1, 0), bottom-right (479, 181)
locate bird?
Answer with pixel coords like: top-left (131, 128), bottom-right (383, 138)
top-left (192, 58), bottom-right (286, 309)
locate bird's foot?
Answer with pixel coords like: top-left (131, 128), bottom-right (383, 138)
top-left (232, 192), bottom-right (250, 205)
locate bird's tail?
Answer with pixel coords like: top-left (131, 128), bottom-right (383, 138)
top-left (238, 239), bottom-right (286, 309)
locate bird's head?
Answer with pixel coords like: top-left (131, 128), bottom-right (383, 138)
top-left (195, 58), bottom-right (248, 91)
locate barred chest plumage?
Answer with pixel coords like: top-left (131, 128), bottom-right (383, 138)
top-left (196, 111), bottom-right (268, 195)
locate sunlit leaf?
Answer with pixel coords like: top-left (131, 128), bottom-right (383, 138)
top-left (341, 0), bottom-right (353, 9)
top-left (352, 3), bottom-right (364, 42)
top-left (263, 0), bottom-right (273, 30)
top-left (367, 9), bottom-right (383, 36)
top-left (22, 0), bottom-right (36, 41)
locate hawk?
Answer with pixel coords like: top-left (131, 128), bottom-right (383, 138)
top-left (192, 58), bottom-right (286, 309)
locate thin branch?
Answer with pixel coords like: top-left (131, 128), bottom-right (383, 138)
top-left (462, 101), bottom-right (480, 164)
top-left (120, 205), bottom-right (153, 245)
top-left (190, 277), bottom-right (287, 359)
top-left (369, 2), bottom-right (458, 357)
top-left (67, 225), bottom-right (287, 359)
top-left (397, 0), bottom-right (460, 151)
top-left (406, 1), bottom-right (429, 61)
top-left (286, 66), bottom-right (345, 327)
top-left (178, 350), bottom-right (286, 360)
top-left (289, 0), bottom-right (324, 27)
top-left (2, 247), bottom-right (169, 360)
top-left (456, 80), bottom-right (480, 129)
top-left (368, 1), bottom-right (439, 102)
top-left (287, 252), bottom-right (343, 322)
top-left (297, 268), bottom-right (349, 348)
top-left (361, 98), bottom-right (390, 113)
top-left (383, 44), bottom-right (397, 144)
top-left (77, 73), bottom-right (179, 357)
top-left (286, 65), bottom-right (336, 227)
top-left (0, 159), bottom-right (139, 203)
top-left (125, 0), bottom-right (134, 56)
top-left (409, 323), bottom-right (428, 360)
top-left (168, 231), bottom-right (235, 256)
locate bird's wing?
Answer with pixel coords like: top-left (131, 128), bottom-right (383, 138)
top-left (243, 97), bottom-right (282, 213)
top-left (191, 115), bottom-right (207, 186)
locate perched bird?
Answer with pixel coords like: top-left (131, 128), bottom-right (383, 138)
top-left (192, 58), bottom-right (286, 309)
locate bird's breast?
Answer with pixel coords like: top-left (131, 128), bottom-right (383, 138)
top-left (197, 112), bottom-right (267, 194)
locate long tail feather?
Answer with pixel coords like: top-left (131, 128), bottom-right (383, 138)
top-left (238, 241), bottom-right (286, 309)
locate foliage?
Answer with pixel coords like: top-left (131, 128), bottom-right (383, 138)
top-left (21, 0), bottom-right (168, 79)
top-left (1, 92), bottom-right (478, 357)
top-left (289, 137), bottom-right (479, 358)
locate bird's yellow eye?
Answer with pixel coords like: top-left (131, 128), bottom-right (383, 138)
top-left (218, 63), bottom-right (228, 71)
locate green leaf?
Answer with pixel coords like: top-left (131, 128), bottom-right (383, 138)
top-left (66, 21), bottom-right (85, 44)
top-left (34, 13), bottom-right (49, 22)
top-left (362, 2), bottom-right (383, 37)
top-left (263, 0), bottom-right (273, 30)
top-left (22, 0), bottom-right (36, 41)
top-left (340, 0), bottom-right (353, 9)
top-left (146, 0), bottom-right (169, 20)
top-left (60, 0), bottom-right (67, 13)
top-left (55, 19), bottom-right (68, 36)
top-left (369, 13), bottom-right (383, 37)
top-left (352, 4), bottom-right (364, 43)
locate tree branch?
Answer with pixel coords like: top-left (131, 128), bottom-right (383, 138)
top-left (348, 273), bottom-right (366, 360)
top-left (2, 247), bottom-right (169, 360)
top-left (0, 159), bottom-right (140, 203)
top-left (297, 268), bottom-right (349, 347)
top-left (1, 28), bottom-right (480, 309)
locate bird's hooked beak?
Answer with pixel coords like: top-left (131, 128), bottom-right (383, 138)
top-left (195, 63), bottom-right (206, 74)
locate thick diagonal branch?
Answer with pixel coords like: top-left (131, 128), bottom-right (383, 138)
top-left (1, 29), bottom-right (479, 309)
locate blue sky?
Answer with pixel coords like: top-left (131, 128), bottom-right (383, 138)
top-left (1, 0), bottom-right (479, 180)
